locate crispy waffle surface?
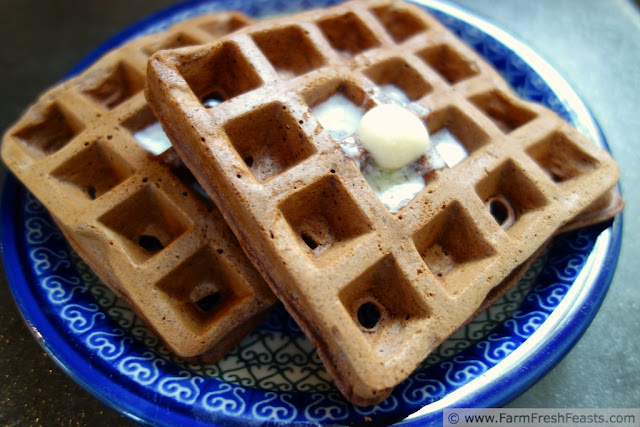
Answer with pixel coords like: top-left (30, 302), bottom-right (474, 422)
top-left (0, 12), bottom-right (282, 363)
top-left (146, 0), bottom-right (622, 405)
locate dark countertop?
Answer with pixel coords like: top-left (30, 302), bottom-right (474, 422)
top-left (1, 1), bottom-right (638, 425)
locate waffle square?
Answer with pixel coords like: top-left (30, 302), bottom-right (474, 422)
top-left (146, 0), bottom-right (621, 404)
top-left (1, 12), bottom-right (280, 362)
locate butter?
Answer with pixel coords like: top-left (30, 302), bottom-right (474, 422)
top-left (312, 94), bottom-right (443, 212)
top-left (357, 104), bottom-right (431, 170)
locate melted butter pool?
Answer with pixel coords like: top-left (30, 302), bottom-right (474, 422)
top-left (431, 128), bottom-right (468, 167)
top-left (133, 122), bottom-right (172, 156)
top-left (312, 90), bottom-right (451, 212)
top-left (312, 93), bottom-right (364, 140)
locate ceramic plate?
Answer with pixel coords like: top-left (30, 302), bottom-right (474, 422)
top-left (0, 0), bottom-right (623, 425)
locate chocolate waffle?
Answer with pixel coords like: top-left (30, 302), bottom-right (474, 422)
top-left (146, 0), bottom-right (622, 404)
top-left (0, 11), bottom-right (281, 363)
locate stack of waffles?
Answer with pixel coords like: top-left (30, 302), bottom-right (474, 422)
top-left (2, 0), bottom-right (622, 406)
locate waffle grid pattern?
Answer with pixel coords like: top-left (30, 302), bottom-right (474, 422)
top-left (1, 12), bottom-right (279, 362)
top-left (147, 0), bottom-right (620, 404)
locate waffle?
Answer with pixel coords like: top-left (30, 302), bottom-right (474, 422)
top-left (0, 11), bottom-right (283, 363)
top-left (146, 0), bottom-right (621, 404)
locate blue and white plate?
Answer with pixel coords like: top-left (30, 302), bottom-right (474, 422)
top-left (0, 0), bottom-right (623, 425)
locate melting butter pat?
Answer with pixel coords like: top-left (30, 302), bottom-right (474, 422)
top-left (357, 104), bottom-right (431, 170)
top-left (134, 121), bottom-right (172, 156)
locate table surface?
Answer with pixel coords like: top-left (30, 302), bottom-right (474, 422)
top-left (1, 0), bottom-right (639, 425)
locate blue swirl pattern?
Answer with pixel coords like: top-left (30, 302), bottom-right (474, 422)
top-left (251, 392), bottom-right (298, 422)
top-left (202, 383), bottom-right (247, 415)
top-left (157, 372), bottom-right (204, 404)
top-left (86, 330), bottom-right (133, 360)
top-left (119, 352), bottom-right (165, 385)
top-left (30, 247), bottom-right (71, 275)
